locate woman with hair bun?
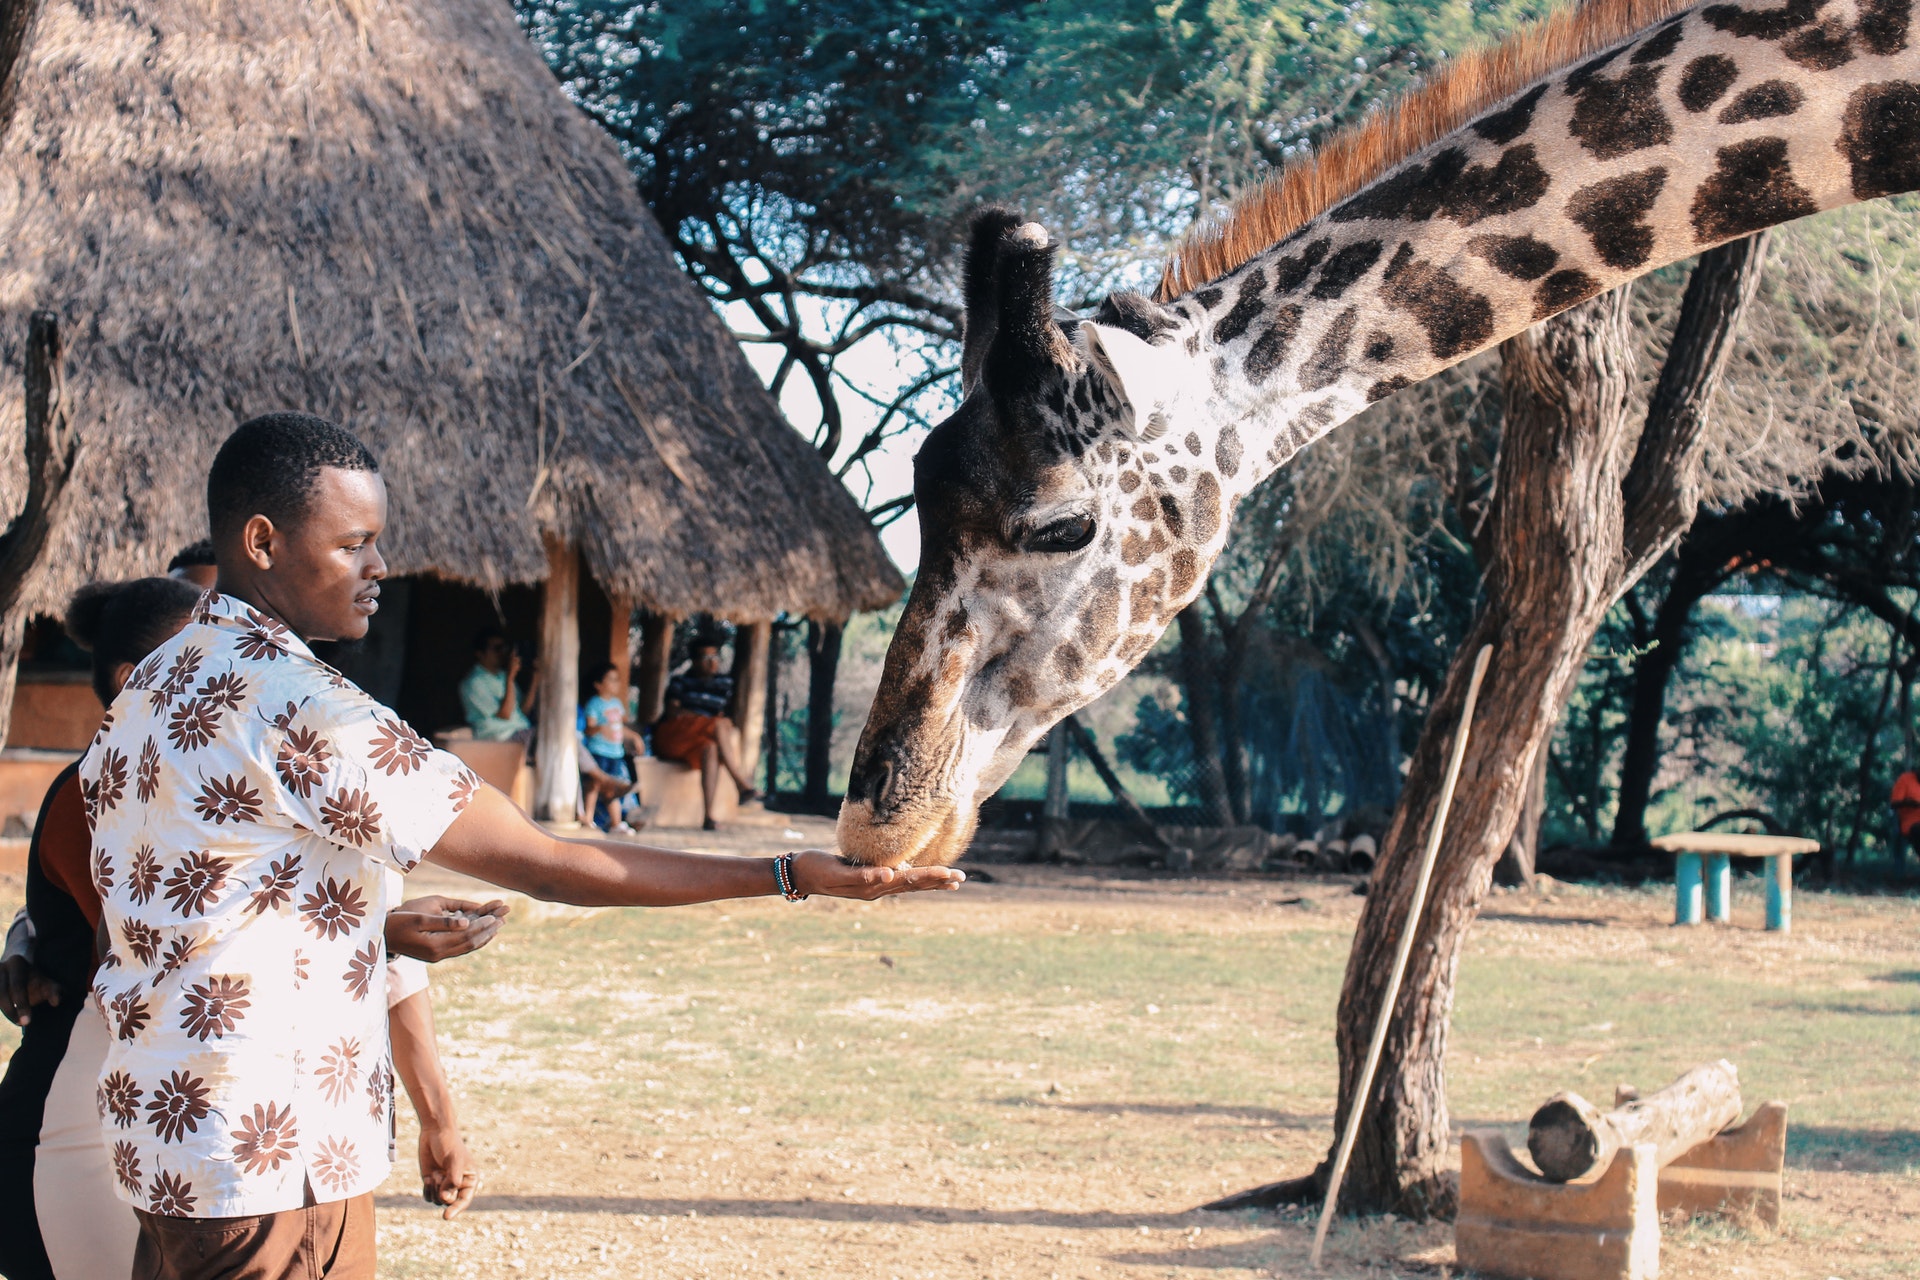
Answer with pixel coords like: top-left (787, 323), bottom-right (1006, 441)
top-left (0, 576), bottom-right (199, 1280)
top-left (0, 575), bottom-right (502, 1278)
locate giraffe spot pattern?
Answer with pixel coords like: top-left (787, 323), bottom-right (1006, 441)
top-left (1169, 465), bottom-right (1188, 483)
top-left (1364, 332), bottom-right (1395, 362)
top-left (1195, 287), bottom-right (1224, 309)
top-left (1703, 0), bottom-right (1822, 41)
top-left (1300, 306), bottom-right (1359, 392)
top-left (1679, 54), bottom-right (1740, 111)
top-left (1117, 470), bottom-right (1140, 493)
top-left (1211, 270), bottom-right (1267, 345)
top-left (1839, 80), bottom-right (1920, 199)
top-left (1130, 572), bottom-right (1165, 625)
top-left (1567, 61), bottom-right (1674, 160)
top-left (1244, 305), bottom-right (1304, 385)
top-left (1170, 550), bottom-right (1199, 600)
top-left (1567, 166), bottom-right (1669, 268)
top-left (1310, 240), bottom-right (1385, 300)
top-left (1534, 269), bottom-right (1603, 320)
top-left (1718, 78), bottom-right (1805, 122)
top-left (1192, 474), bottom-right (1222, 544)
top-left (1783, 16), bottom-right (1855, 67)
top-left (1183, 432), bottom-right (1203, 456)
top-left (1472, 85), bottom-right (1548, 144)
top-left (1215, 427), bottom-right (1242, 479)
top-left (1367, 375), bottom-right (1412, 403)
top-left (1857, 0), bottom-right (1911, 54)
top-left (1158, 494), bottom-right (1185, 540)
top-left (1329, 144), bottom-right (1549, 227)
top-left (1691, 137), bottom-right (1817, 241)
top-left (1081, 572), bottom-right (1122, 653)
top-left (1631, 17), bottom-right (1688, 64)
top-left (1467, 233), bottom-right (1560, 280)
top-left (1379, 244), bottom-right (1494, 360)
top-left (1269, 237), bottom-right (1331, 294)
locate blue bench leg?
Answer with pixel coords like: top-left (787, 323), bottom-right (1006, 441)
top-left (1766, 856), bottom-right (1792, 932)
top-left (1675, 853), bottom-right (1704, 925)
top-left (1705, 853), bottom-right (1731, 922)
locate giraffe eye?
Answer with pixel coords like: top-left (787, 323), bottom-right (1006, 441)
top-left (1024, 513), bottom-right (1096, 555)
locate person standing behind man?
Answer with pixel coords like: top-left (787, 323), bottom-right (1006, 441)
top-left (84, 413), bottom-right (962, 1279)
top-left (460, 627), bottom-right (534, 743)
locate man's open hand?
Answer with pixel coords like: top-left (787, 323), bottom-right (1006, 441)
top-left (385, 897), bottom-right (510, 963)
top-left (0, 955), bottom-right (60, 1027)
top-left (790, 851), bottom-right (965, 900)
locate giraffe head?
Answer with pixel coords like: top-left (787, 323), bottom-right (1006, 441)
top-left (837, 209), bottom-right (1230, 867)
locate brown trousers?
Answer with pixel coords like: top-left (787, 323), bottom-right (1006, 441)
top-left (133, 1192), bottom-right (374, 1280)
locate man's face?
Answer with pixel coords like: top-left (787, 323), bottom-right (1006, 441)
top-left (252, 468), bottom-right (388, 642)
top-left (693, 647), bottom-right (722, 677)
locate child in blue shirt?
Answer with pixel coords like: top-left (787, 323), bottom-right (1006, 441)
top-left (583, 663), bottom-right (642, 833)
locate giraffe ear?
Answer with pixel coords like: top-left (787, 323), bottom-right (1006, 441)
top-left (1081, 322), bottom-right (1182, 442)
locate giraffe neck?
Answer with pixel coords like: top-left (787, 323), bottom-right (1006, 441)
top-left (1153, 0), bottom-right (1916, 513)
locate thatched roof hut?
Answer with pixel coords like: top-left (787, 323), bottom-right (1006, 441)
top-left (0, 0), bottom-right (904, 622)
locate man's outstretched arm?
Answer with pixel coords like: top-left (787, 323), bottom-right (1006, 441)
top-left (425, 786), bottom-right (963, 906)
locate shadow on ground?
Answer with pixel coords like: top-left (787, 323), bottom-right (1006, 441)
top-left (1786, 1125), bottom-right (1920, 1173)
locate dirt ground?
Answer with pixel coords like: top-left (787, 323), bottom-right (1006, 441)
top-left (6, 814), bottom-right (1919, 1278)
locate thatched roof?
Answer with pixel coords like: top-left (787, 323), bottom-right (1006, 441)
top-left (0, 0), bottom-right (904, 621)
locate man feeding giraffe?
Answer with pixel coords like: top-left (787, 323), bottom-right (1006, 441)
top-left (838, 0), bottom-right (1920, 869)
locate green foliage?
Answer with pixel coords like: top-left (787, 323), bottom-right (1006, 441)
top-left (1546, 592), bottom-right (1916, 865)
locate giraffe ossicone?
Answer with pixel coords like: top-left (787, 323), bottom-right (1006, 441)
top-left (838, 0), bottom-right (1920, 868)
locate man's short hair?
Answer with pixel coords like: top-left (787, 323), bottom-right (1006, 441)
top-left (207, 414), bottom-right (378, 544)
top-left (166, 539), bottom-right (216, 572)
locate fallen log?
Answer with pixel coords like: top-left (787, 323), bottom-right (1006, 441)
top-left (1528, 1060), bottom-right (1741, 1183)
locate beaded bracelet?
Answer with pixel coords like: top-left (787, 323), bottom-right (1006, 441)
top-left (774, 851), bottom-right (808, 902)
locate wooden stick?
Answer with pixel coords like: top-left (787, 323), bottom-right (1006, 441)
top-left (1311, 643), bottom-right (1492, 1269)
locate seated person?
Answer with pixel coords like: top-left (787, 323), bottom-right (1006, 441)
top-left (582, 663), bottom-right (646, 833)
top-left (460, 627), bottom-right (535, 743)
top-left (652, 637), bottom-right (760, 830)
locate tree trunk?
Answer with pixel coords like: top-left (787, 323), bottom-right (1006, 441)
top-left (765, 623), bottom-right (788, 796)
top-left (1219, 624), bottom-right (1253, 824)
top-left (1611, 560), bottom-right (1720, 847)
top-left (534, 535), bottom-right (582, 824)
top-left (0, 0), bottom-right (41, 141)
top-left (730, 620), bottom-right (771, 792)
top-left (0, 311), bottom-right (81, 747)
top-left (634, 611), bottom-right (674, 727)
top-left (1174, 604), bottom-right (1232, 825)
top-left (1330, 287), bottom-right (1641, 1215)
top-left (804, 619), bottom-right (842, 810)
top-left (1495, 747), bottom-right (1549, 887)
top-left (1319, 234), bottom-right (1768, 1217)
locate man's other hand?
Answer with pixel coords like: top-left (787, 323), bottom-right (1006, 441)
top-left (419, 1119), bottom-right (479, 1220)
top-left (790, 851), bottom-right (966, 901)
top-left (385, 897), bottom-right (510, 963)
top-left (0, 955), bottom-right (60, 1027)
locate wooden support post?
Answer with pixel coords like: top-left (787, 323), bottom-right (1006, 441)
top-left (607, 593), bottom-right (633, 704)
top-left (1456, 1134), bottom-right (1660, 1280)
top-left (1657, 1101), bottom-right (1787, 1227)
top-left (1528, 1060), bottom-right (1742, 1183)
top-left (1705, 853), bottom-right (1731, 922)
top-left (534, 534), bottom-right (581, 825)
top-left (635, 611), bottom-right (674, 727)
top-left (1766, 854), bottom-right (1793, 932)
top-left (1674, 852), bottom-right (1703, 925)
top-left (1039, 725), bottom-right (1071, 859)
top-left (765, 624), bottom-right (786, 795)
top-left (731, 621), bottom-right (771, 792)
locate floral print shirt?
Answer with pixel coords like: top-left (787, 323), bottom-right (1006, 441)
top-left (83, 592), bottom-right (479, 1217)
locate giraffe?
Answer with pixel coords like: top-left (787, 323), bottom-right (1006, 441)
top-left (838, 0), bottom-right (1920, 868)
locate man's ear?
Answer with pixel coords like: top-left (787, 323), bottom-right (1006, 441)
top-left (240, 514), bottom-right (277, 570)
top-left (1081, 322), bottom-right (1182, 441)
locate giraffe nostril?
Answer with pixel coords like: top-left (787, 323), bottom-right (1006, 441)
top-left (869, 759), bottom-right (898, 819)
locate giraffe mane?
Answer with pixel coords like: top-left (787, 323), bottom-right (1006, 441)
top-left (1155, 0), bottom-right (1699, 300)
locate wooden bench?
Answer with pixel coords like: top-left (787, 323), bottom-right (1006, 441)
top-left (1650, 832), bottom-right (1819, 933)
